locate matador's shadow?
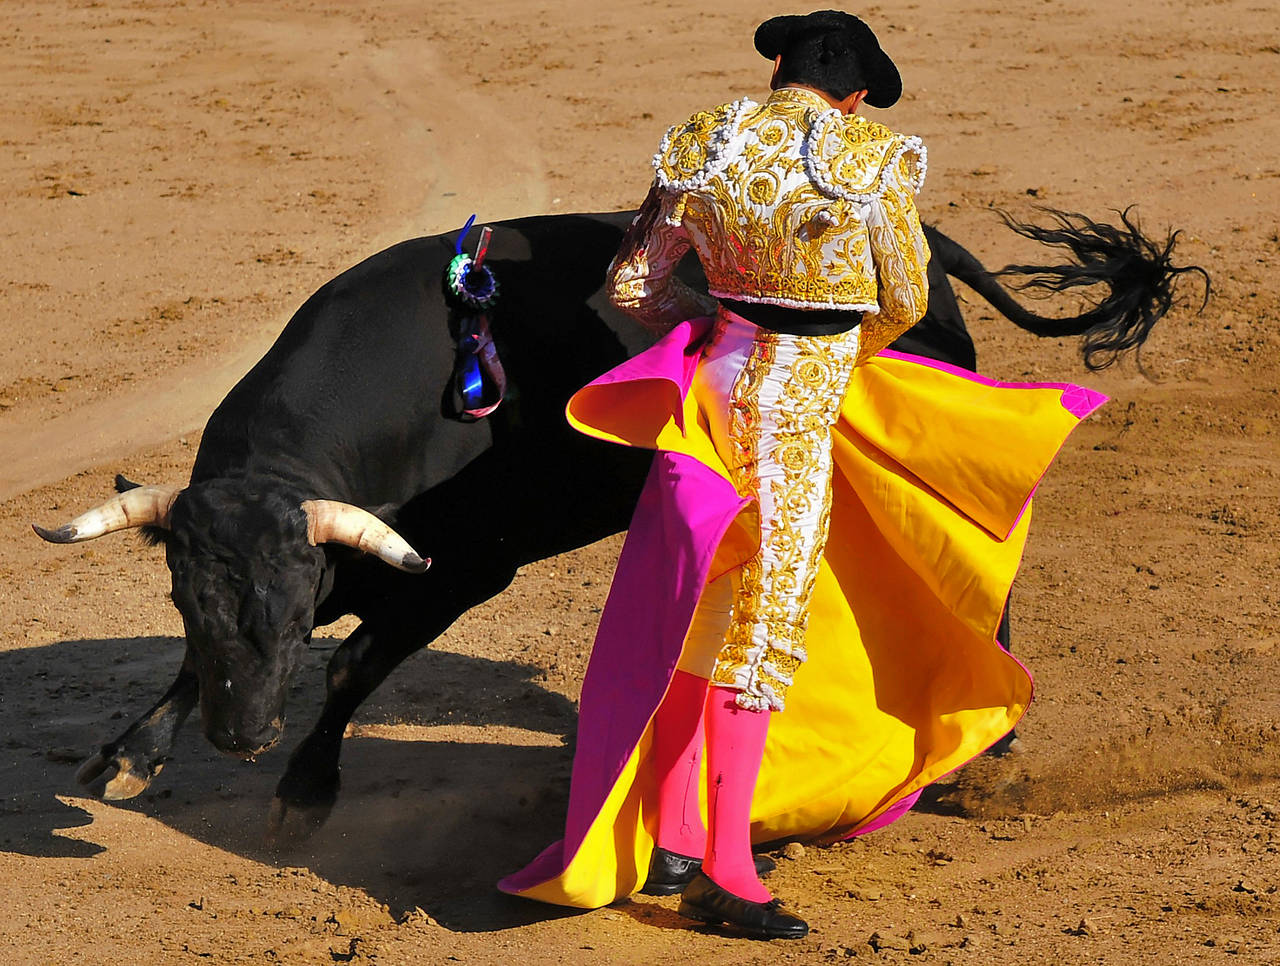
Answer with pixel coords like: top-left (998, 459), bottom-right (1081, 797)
top-left (0, 632), bottom-right (587, 930)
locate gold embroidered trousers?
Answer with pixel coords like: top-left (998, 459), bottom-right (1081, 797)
top-left (677, 307), bottom-right (861, 711)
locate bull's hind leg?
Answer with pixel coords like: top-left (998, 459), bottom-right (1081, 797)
top-left (986, 602), bottom-right (1024, 757)
top-left (77, 657), bottom-right (199, 800)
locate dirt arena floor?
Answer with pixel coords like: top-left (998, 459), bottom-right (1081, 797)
top-left (2, 0), bottom-right (1278, 962)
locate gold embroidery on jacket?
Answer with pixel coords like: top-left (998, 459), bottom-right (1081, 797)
top-left (607, 184), bottom-right (718, 334)
top-left (608, 88), bottom-right (930, 355)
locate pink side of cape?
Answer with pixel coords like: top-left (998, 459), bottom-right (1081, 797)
top-left (500, 320), bottom-right (743, 894)
top-left (499, 326), bottom-right (1101, 895)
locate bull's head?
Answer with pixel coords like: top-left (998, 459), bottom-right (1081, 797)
top-left (34, 479), bottom-right (428, 756)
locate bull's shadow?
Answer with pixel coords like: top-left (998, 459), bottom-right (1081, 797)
top-left (0, 632), bottom-right (585, 930)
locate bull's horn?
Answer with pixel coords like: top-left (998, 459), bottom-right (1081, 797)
top-left (301, 500), bottom-right (430, 574)
top-left (32, 485), bottom-right (181, 544)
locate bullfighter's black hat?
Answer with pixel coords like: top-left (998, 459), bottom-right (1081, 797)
top-left (754, 10), bottom-right (902, 108)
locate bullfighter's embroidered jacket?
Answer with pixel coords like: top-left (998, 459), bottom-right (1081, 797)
top-left (607, 86), bottom-right (931, 364)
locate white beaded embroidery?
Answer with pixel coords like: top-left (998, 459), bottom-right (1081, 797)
top-left (804, 108), bottom-right (928, 204)
top-left (652, 98), bottom-right (758, 193)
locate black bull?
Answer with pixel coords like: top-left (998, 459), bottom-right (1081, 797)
top-left (35, 208), bottom-right (1198, 840)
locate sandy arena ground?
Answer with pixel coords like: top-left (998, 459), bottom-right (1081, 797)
top-left (2, 1), bottom-right (1278, 963)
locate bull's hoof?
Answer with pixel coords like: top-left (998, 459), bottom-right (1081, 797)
top-left (265, 794), bottom-right (335, 849)
top-left (76, 750), bottom-right (158, 801)
top-left (987, 730), bottom-right (1025, 759)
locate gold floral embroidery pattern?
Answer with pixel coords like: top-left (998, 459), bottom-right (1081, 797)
top-left (610, 88), bottom-right (930, 342)
top-left (857, 151), bottom-right (931, 364)
top-left (652, 99), bottom-right (756, 192)
top-left (746, 173), bottom-right (779, 207)
top-left (606, 184), bottom-right (718, 334)
top-left (711, 326), bottom-right (861, 711)
top-left (806, 109), bottom-right (927, 201)
top-left (726, 327), bottom-right (775, 490)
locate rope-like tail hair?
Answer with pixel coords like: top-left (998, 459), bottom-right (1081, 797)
top-left (994, 207), bottom-right (1210, 370)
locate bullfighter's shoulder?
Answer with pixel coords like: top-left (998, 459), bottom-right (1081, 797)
top-left (652, 98), bottom-right (757, 191)
top-left (807, 114), bottom-right (927, 202)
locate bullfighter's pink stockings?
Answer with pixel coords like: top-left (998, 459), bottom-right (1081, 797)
top-left (651, 669), bottom-right (711, 859)
top-left (702, 685), bottom-right (772, 902)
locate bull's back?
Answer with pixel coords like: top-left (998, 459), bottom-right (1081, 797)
top-left (191, 213), bottom-right (642, 507)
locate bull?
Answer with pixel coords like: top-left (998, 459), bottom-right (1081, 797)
top-left (34, 208), bottom-right (1202, 839)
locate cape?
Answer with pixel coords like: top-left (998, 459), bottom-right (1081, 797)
top-left (499, 317), bottom-right (1105, 908)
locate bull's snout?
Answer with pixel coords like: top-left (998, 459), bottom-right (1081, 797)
top-left (206, 719), bottom-right (283, 759)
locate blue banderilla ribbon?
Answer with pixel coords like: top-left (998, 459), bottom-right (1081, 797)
top-left (455, 213), bottom-right (477, 256)
top-left (458, 350), bottom-right (484, 408)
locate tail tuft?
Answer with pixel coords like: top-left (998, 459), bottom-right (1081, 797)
top-left (995, 207), bottom-right (1210, 371)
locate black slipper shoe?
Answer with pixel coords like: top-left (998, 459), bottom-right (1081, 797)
top-left (677, 871), bottom-right (808, 939)
top-left (640, 847), bottom-right (777, 896)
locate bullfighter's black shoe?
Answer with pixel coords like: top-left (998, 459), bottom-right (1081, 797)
top-left (677, 872), bottom-right (809, 939)
top-left (640, 847), bottom-right (777, 896)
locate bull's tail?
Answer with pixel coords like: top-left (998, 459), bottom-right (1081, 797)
top-left (933, 208), bottom-right (1210, 370)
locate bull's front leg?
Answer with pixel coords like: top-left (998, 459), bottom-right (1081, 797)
top-left (76, 651), bottom-right (199, 800)
top-left (267, 619), bottom-right (426, 845)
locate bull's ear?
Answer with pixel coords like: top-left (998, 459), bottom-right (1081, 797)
top-left (139, 525), bottom-right (172, 547)
top-left (118, 476), bottom-right (170, 545)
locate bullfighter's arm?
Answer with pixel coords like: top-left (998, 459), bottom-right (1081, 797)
top-left (607, 182), bottom-right (717, 335)
top-left (866, 145), bottom-right (931, 333)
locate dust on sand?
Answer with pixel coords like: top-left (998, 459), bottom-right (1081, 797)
top-left (2, 1), bottom-right (1278, 963)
